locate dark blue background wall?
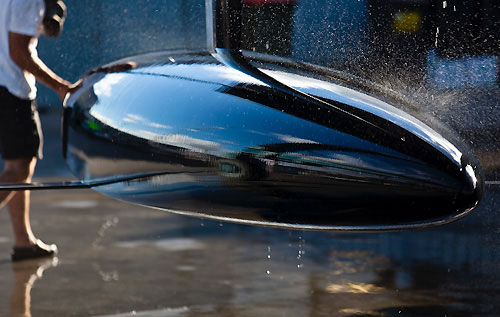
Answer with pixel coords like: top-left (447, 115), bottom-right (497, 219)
top-left (37, 0), bottom-right (207, 106)
top-left (36, 0), bottom-right (368, 107)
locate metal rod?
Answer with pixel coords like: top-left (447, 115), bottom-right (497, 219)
top-left (0, 171), bottom-right (172, 191)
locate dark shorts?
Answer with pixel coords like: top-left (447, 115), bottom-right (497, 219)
top-left (0, 86), bottom-right (43, 160)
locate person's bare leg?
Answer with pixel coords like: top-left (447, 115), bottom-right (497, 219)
top-left (3, 157), bottom-right (57, 261)
top-left (0, 162), bottom-right (27, 209)
top-left (0, 158), bottom-right (37, 247)
top-left (8, 190), bottom-right (36, 247)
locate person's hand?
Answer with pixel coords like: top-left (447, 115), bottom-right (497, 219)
top-left (67, 80), bottom-right (82, 95)
top-left (56, 80), bottom-right (82, 101)
top-left (56, 81), bottom-right (70, 101)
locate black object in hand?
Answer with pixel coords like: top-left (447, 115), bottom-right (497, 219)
top-left (42, 0), bottom-right (66, 38)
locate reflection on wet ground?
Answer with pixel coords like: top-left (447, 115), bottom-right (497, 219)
top-left (9, 258), bottom-right (58, 317)
top-left (0, 110), bottom-right (498, 315)
top-left (0, 185), bottom-right (499, 316)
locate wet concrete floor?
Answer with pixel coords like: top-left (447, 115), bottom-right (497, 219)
top-left (0, 110), bottom-right (499, 316)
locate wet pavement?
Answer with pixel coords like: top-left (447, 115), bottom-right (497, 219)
top-left (0, 109), bottom-right (500, 316)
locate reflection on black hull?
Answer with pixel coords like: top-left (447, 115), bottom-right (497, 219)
top-left (63, 51), bottom-right (482, 230)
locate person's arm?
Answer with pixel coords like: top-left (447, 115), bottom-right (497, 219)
top-left (8, 31), bottom-right (76, 100)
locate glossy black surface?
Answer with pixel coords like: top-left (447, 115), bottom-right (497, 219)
top-left (62, 50), bottom-right (482, 230)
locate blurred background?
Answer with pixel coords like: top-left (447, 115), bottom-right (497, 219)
top-left (38, 0), bottom-right (500, 177)
top-left (38, 0), bottom-right (499, 104)
top-left (4, 1), bottom-right (496, 316)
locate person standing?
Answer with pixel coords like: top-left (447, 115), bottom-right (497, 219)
top-left (0, 0), bottom-right (78, 261)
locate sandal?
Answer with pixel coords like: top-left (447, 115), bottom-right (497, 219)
top-left (11, 240), bottom-right (58, 262)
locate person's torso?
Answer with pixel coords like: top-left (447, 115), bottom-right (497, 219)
top-left (0, 0), bottom-right (44, 100)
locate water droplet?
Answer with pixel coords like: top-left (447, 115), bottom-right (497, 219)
top-left (435, 27), bottom-right (440, 48)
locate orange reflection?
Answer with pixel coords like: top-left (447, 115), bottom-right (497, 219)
top-left (325, 282), bottom-right (384, 294)
top-left (339, 308), bottom-right (384, 316)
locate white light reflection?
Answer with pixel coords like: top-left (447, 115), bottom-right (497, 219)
top-left (149, 122), bottom-right (172, 129)
top-left (122, 113), bottom-right (145, 123)
top-left (93, 306), bottom-right (190, 317)
top-left (94, 73), bottom-right (128, 97)
top-left (135, 64), bottom-right (265, 87)
top-left (116, 238), bottom-right (204, 252)
top-left (136, 131), bottom-right (224, 155)
top-left (122, 113), bottom-right (172, 130)
top-left (261, 69), bottom-right (463, 167)
top-left (272, 133), bottom-right (319, 144)
top-left (50, 200), bottom-right (98, 209)
top-left (465, 164), bottom-right (478, 189)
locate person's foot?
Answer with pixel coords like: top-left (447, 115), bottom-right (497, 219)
top-left (11, 240), bottom-right (58, 262)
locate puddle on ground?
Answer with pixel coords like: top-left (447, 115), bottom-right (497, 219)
top-left (2, 186), bottom-right (499, 316)
top-left (93, 306), bottom-right (191, 317)
top-left (115, 238), bottom-right (205, 252)
top-left (50, 199), bottom-right (99, 209)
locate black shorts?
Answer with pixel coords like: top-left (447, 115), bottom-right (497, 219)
top-left (0, 86), bottom-right (43, 160)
